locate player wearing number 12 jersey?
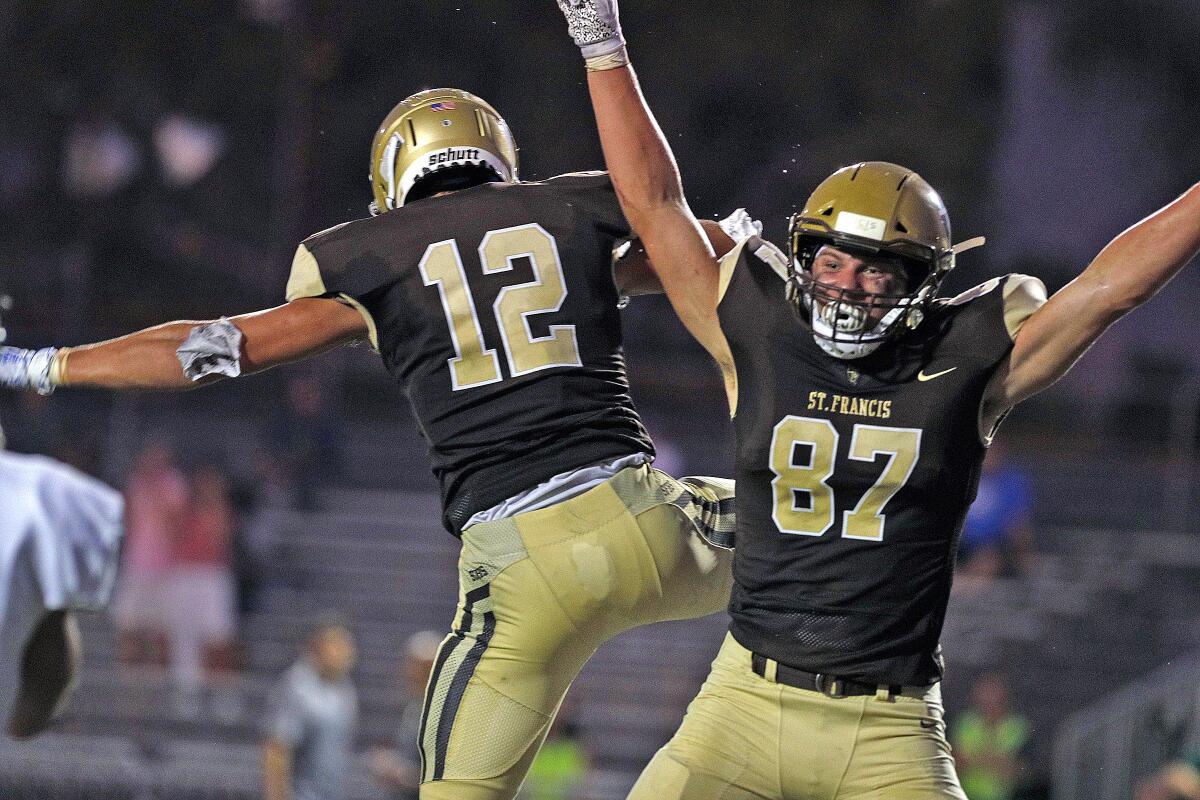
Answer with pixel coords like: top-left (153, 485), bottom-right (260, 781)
top-left (0, 88), bottom-right (738, 799)
top-left (557, 0), bottom-right (1200, 796)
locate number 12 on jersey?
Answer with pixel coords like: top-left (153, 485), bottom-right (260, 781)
top-left (769, 416), bottom-right (922, 542)
top-left (419, 223), bottom-right (582, 391)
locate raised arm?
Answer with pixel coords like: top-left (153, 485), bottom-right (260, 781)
top-left (982, 181), bottom-right (1200, 426)
top-left (0, 297), bottom-right (367, 393)
top-left (557, 1), bottom-right (733, 375)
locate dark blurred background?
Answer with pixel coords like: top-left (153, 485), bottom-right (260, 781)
top-left (0, 2), bottom-right (1198, 800)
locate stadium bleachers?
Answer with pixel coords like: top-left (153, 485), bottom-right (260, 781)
top-left (2, 487), bottom-right (1198, 799)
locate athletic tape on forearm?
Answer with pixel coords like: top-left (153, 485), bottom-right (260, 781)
top-left (176, 319), bottom-right (244, 381)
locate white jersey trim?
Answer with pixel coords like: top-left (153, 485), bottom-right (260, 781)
top-left (462, 452), bottom-right (651, 530)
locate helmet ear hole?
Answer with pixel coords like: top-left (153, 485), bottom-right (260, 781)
top-left (895, 220), bottom-right (909, 234)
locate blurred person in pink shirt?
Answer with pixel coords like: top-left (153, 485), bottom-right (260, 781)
top-left (111, 440), bottom-right (186, 666)
top-left (166, 462), bottom-right (239, 716)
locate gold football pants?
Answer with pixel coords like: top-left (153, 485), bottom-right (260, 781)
top-left (418, 464), bottom-right (735, 800)
top-left (630, 633), bottom-right (967, 800)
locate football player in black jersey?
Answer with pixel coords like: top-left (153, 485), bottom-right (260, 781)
top-left (557, 1), bottom-right (1200, 798)
top-left (0, 89), bottom-right (740, 799)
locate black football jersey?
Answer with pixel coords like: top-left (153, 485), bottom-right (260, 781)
top-left (286, 173), bottom-right (654, 533)
top-left (717, 239), bottom-right (1046, 685)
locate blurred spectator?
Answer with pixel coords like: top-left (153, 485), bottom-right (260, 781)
top-left (60, 113), bottom-right (141, 199)
top-left (959, 442), bottom-right (1036, 579)
top-left (519, 707), bottom-right (589, 800)
top-left (368, 630), bottom-right (442, 799)
top-left (111, 440), bottom-right (187, 667)
top-left (263, 614), bottom-right (358, 800)
top-left (951, 672), bottom-right (1032, 800)
top-left (270, 374), bottom-right (343, 510)
top-left (0, 441), bottom-right (124, 739)
top-left (1136, 752), bottom-right (1200, 800)
top-left (165, 463), bottom-right (240, 717)
top-left (153, 112), bottom-right (225, 189)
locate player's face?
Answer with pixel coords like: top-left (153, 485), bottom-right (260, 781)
top-left (810, 245), bottom-right (910, 328)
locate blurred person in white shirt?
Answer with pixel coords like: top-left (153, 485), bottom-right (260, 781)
top-left (0, 424), bottom-right (124, 737)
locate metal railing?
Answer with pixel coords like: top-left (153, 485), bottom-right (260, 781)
top-left (1166, 379), bottom-right (1200, 533)
top-left (1053, 650), bottom-right (1200, 800)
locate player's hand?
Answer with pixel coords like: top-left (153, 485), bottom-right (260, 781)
top-left (0, 346), bottom-right (58, 395)
top-left (718, 209), bottom-right (764, 243)
top-left (555, 0), bottom-right (627, 66)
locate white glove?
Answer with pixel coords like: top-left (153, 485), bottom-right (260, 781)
top-left (718, 208), bottom-right (764, 242)
top-left (717, 209), bottom-right (790, 277)
top-left (556, 0), bottom-right (628, 70)
top-left (0, 346), bottom-right (60, 395)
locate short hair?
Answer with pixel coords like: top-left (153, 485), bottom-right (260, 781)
top-left (306, 611), bottom-right (351, 645)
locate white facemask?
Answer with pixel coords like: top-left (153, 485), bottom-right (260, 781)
top-left (803, 292), bottom-right (914, 360)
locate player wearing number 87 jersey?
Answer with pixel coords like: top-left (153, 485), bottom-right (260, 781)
top-left (720, 201), bottom-right (1044, 687)
top-left (0, 87), bottom-right (740, 799)
top-left (557, 0), bottom-right (1200, 795)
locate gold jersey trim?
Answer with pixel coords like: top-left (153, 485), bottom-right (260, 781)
top-left (1001, 273), bottom-right (1048, 340)
top-left (717, 236), bottom-right (787, 418)
top-left (285, 243), bottom-right (381, 351)
top-left (285, 243), bottom-right (326, 300)
top-left (975, 273), bottom-right (1048, 444)
top-left (716, 238), bottom-right (751, 305)
top-left (335, 294), bottom-right (380, 352)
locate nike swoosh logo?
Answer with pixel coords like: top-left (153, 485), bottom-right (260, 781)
top-left (917, 367), bottom-right (958, 382)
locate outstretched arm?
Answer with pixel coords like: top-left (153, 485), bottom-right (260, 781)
top-left (557, 1), bottom-right (733, 377)
top-left (1, 298), bottom-right (368, 393)
top-left (613, 221), bottom-right (738, 298)
top-left (983, 181), bottom-right (1200, 426)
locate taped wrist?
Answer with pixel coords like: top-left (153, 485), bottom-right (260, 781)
top-left (49, 348), bottom-right (71, 388)
top-left (176, 319), bottom-right (245, 381)
top-left (585, 45), bottom-right (630, 72)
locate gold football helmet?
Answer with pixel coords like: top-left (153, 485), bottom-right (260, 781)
top-left (368, 88), bottom-right (518, 214)
top-left (787, 162), bottom-right (973, 359)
